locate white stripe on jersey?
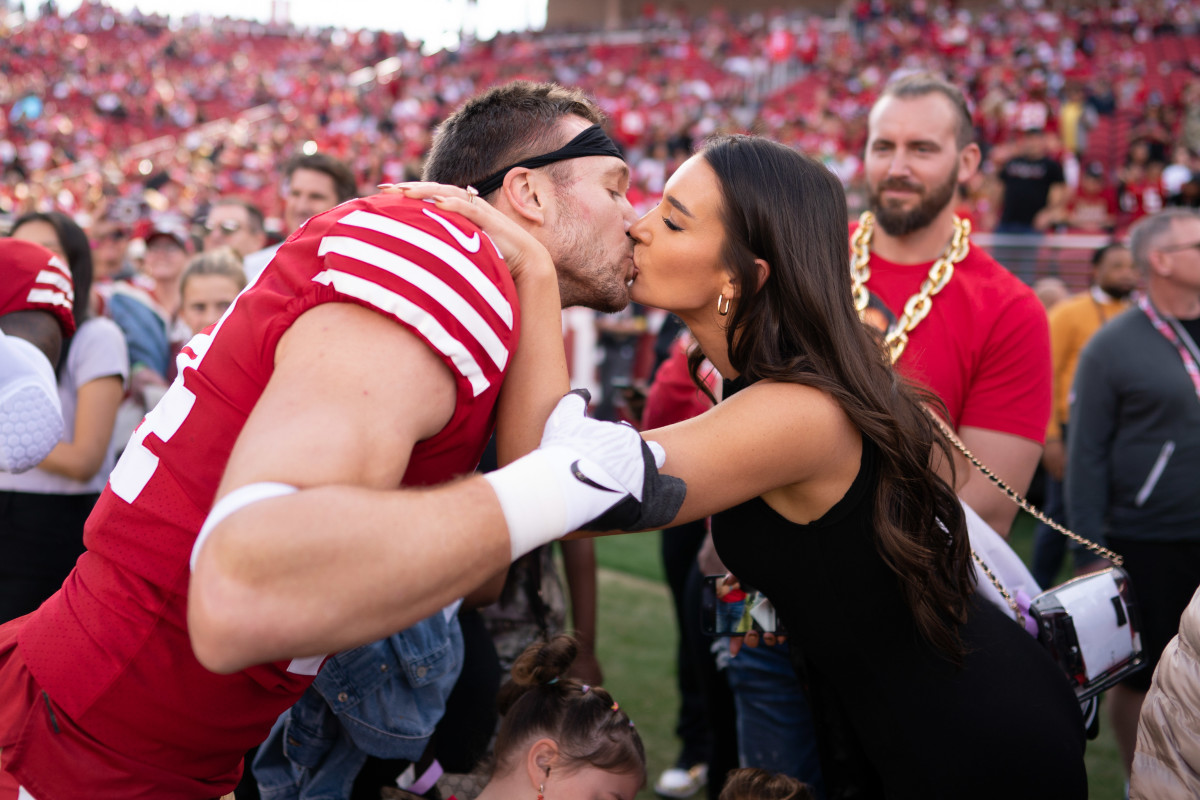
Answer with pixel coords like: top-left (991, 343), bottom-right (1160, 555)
top-left (312, 269), bottom-right (491, 397)
top-left (317, 235), bottom-right (510, 371)
top-left (335, 209), bottom-right (514, 329)
top-left (45, 255), bottom-right (72, 279)
top-left (25, 288), bottom-right (73, 310)
top-left (287, 654), bottom-right (326, 675)
top-left (35, 268), bottom-right (75, 297)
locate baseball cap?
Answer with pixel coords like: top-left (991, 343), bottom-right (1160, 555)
top-left (1085, 161), bottom-right (1106, 179)
top-left (142, 217), bottom-right (190, 250)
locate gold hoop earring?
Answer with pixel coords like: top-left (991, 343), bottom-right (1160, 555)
top-left (716, 294), bottom-right (731, 316)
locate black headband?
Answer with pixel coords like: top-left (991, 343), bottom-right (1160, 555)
top-left (471, 124), bottom-right (624, 197)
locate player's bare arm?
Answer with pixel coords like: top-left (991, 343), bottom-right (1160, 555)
top-left (189, 302), bottom-right (514, 673)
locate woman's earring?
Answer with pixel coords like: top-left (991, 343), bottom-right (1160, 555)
top-left (716, 294), bottom-right (731, 316)
top-left (537, 784), bottom-right (545, 800)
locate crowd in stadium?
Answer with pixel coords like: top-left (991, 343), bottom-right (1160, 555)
top-left (3, 0), bottom-right (1199, 237)
top-left (3, 1), bottom-right (1200, 799)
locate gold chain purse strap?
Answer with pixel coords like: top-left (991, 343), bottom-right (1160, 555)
top-left (849, 210), bottom-right (972, 363)
top-left (923, 408), bottom-right (1123, 567)
top-left (925, 408), bottom-right (1124, 628)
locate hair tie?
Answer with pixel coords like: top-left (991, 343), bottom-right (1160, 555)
top-left (581, 684), bottom-right (591, 694)
top-left (611, 701), bottom-right (620, 712)
top-left (545, 677), bottom-right (559, 685)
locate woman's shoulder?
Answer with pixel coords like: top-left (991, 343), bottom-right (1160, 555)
top-left (727, 377), bottom-right (844, 416)
top-left (67, 317), bottom-right (130, 379)
top-left (724, 379), bottom-right (856, 457)
top-left (72, 316), bottom-right (128, 354)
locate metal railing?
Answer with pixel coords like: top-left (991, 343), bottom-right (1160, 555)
top-left (972, 232), bottom-right (1116, 291)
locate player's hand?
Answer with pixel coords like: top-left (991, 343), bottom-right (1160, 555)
top-left (485, 390), bottom-right (687, 561)
top-left (538, 391), bottom-right (685, 532)
top-left (380, 182), bottom-right (554, 285)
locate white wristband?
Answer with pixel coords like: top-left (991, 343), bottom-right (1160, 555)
top-left (190, 482), bottom-right (299, 570)
top-left (484, 449), bottom-right (570, 562)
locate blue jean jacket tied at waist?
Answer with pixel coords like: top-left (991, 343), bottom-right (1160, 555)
top-left (254, 603), bottom-right (465, 800)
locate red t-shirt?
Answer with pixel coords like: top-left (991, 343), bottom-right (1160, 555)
top-left (854, 230), bottom-right (1051, 444)
top-left (4, 195), bottom-right (519, 798)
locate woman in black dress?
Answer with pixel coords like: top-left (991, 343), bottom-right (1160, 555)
top-left (620, 135), bottom-right (1086, 798)
top-left (401, 133), bottom-right (1086, 798)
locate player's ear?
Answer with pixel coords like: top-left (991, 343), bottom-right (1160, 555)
top-left (499, 167), bottom-right (546, 226)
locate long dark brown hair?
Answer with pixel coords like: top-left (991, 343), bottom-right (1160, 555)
top-left (693, 135), bottom-right (974, 663)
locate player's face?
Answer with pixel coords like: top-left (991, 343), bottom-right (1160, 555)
top-left (628, 154), bottom-right (732, 320)
top-left (544, 151), bottom-right (637, 314)
top-left (1094, 247), bottom-right (1138, 300)
top-left (204, 204), bottom-right (264, 258)
top-left (180, 274), bottom-right (241, 334)
top-left (284, 168), bottom-right (341, 235)
top-left (865, 94), bottom-right (966, 237)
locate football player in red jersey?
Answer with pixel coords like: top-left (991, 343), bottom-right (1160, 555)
top-left (0, 82), bottom-right (682, 799)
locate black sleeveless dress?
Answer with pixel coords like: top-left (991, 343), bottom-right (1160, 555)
top-left (711, 382), bottom-right (1087, 799)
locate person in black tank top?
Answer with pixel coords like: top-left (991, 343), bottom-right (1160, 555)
top-left (613, 136), bottom-right (1086, 798)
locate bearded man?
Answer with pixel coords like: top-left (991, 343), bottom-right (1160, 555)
top-left (853, 72), bottom-right (1051, 538)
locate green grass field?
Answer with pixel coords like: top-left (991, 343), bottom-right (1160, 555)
top-left (589, 515), bottom-right (1126, 800)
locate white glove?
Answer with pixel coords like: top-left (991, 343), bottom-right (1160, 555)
top-left (0, 327), bottom-right (64, 473)
top-left (485, 390), bottom-right (667, 560)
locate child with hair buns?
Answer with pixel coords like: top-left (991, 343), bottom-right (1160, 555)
top-left (718, 768), bottom-right (815, 800)
top-left (461, 634), bottom-right (645, 800)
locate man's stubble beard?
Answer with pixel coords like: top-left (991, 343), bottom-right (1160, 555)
top-left (553, 195), bottom-right (630, 314)
top-left (868, 166), bottom-right (960, 238)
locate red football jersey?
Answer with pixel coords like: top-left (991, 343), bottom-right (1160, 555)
top-left (0, 239), bottom-right (75, 337)
top-left (10, 195), bottom-right (518, 797)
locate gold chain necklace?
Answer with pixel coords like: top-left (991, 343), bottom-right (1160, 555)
top-left (850, 210), bottom-right (972, 363)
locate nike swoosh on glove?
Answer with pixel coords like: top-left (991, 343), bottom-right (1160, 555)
top-left (580, 436), bottom-right (686, 531)
top-left (485, 389), bottom-right (683, 560)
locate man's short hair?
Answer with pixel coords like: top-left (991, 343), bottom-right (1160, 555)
top-left (1130, 208), bottom-right (1200, 272)
top-left (423, 81), bottom-right (606, 195)
top-left (283, 153), bottom-right (358, 203)
top-left (210, 198), bottom-right (265, 233)
top-left (877, 72), bottom-right (975, 151)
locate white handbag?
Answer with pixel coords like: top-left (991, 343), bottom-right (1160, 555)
top-left (933, 411), bottom-right (1144, 702)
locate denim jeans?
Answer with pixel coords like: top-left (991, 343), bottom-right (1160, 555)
top-left (254, 607), bottom-right (464, 800)
top-left (724, 642), bottom-right (825, 799)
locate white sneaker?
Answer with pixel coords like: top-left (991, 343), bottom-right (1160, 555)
top-left (654, 764), bottom-right (708, 799)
